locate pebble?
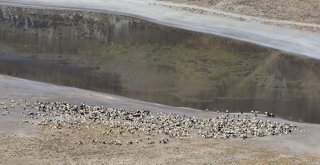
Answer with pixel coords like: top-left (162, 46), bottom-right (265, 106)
top-left (159, 138), bottom-right (169, 144)
top-left (2, 111), bottom-right (9, 116)
top-left (0, 99), bottom-right (301, 145)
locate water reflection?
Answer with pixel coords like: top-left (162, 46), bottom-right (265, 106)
top-left (0, 54), bottom-right (122, 93)
top-left (0, 6), bottom-right (320, 123)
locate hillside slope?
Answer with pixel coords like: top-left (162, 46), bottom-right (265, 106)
top-left (162, 0), bottom-right (320, 24)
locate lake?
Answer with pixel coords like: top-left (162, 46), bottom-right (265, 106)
top-left (1, 6), bottom-right (320, 123)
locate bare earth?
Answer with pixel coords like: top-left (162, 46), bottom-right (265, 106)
top-left (0, 75), bottom-right (320, 164)
top-left (162, 0), bottom-right (320, 24)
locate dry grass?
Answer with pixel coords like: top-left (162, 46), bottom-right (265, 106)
top-left (1, 123), bottom-right (320, 164)
top-left (161, 0), bottom-right (320, 24)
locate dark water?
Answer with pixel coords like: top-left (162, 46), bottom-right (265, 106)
top-left (0, 6), bottom-right (320, 123)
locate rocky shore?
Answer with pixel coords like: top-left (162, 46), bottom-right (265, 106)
top-left (2, 99), bottom-right (300, 143)
top-left (0, 75), bottom-right (320, 164)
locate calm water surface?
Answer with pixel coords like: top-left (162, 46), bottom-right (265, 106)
top-left (0, 6), bottom-right (320, 123)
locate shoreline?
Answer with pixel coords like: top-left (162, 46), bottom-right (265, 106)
top-left (1, 74), bottom-right (320, 142)
top-left (0, 74), bottom-right (315, 125)
top-left (0, 0), bottom-right (320, 60)
top-left (0, 74), bottom-right (320, 164)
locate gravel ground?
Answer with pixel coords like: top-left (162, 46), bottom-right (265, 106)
top-left (0, 75), bottom-right (320, 164)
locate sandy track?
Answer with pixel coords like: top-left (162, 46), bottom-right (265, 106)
top-left (0, 0), bottom-right (320, 60)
